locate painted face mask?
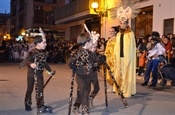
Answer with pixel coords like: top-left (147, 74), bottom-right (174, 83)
top-left (110, 0), bottom-right (141, 21)
top-left (117, 6), bottom-right (132, 22)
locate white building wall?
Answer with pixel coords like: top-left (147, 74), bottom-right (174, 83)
top-left (152, 0), bottom-right (175, 36)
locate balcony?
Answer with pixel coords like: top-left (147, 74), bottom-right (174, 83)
top-left (54, 0), bottom-right (96, 24)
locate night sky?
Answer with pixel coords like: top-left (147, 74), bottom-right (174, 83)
top-left (0, 0), bottom-right (10, 14)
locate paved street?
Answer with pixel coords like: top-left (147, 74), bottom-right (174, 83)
top-left (0, 63), bottom-right (175, 115)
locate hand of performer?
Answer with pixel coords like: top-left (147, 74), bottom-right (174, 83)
top-left (30, 63), bottom-right (37, 69)
top-left (49, 70), bottom-right (56, 76)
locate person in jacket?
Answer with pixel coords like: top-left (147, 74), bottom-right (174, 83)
top-left (141, 31), bottom-right (165, 87)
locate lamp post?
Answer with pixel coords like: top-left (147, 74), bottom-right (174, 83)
top-left (91, 1), bottom-right (108, 18)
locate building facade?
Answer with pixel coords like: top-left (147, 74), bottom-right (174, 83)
top-left (54, 0), bottom-right (175, 41)
top-left (10, 0), bottom-right (65, 39)
top-left (0, 13), bottom-right (10, 40)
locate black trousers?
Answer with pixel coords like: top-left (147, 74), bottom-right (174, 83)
top-left (74, 72), bottom-right (99, 107)
top-left (89, 73), bottom-right (100, 98)
top-left (24, 76), bottom-right (44, 108)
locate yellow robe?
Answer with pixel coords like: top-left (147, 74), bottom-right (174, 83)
top-left (104, 37), bottom-right (116, 86)
top-left (114, 30), bottom-right (136, 97)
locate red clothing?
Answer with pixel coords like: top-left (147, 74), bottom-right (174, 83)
top-left (164, 41), bottom-right (172, 59)
top-left (139, 51), bottom-right (146, 67)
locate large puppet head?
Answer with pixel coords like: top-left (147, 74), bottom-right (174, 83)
top-left (109, 0), bottom-right (140, 22)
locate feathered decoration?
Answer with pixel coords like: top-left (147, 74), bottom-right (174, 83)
top-left (109, 0), bottom-right (141, 21)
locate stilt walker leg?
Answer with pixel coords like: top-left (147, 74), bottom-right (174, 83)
top-left (103, 65), bottom-right (108, 111)
top-left (68, 71), bottom-right (76, 115)
top-left (104, 63), bottom-right (128, 108)
top-left (33, 70), bottom-right (40, 115)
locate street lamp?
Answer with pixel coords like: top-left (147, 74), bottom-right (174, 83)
top-left (3, 35), bottom-right (7, 39)
top-left (91, 2), bottom-right (108, 17)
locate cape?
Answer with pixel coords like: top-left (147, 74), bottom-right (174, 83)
top-left (114, 30), bottom-right (137, 97)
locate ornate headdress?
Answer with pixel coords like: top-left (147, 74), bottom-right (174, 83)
top-left (109, 0), bottom-right (141, 21)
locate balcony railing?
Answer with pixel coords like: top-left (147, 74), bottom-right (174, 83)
top-left (54, 0), bottom-right (90, 20)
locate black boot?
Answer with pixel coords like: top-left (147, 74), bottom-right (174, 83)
top-left (24, 96), bottom-right (32, 111)
top-left (25, 104), bottom-right (32, 111)
top-left (39, 105), bottom-right (52, 113)
top-left (141, 81), bottom-right (148, 86)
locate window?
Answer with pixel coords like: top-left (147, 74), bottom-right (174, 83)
top-left (164, 18), bottom-right (174, 35)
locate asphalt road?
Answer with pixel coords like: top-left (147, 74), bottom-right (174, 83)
top-left (0, 63), bottom-right (175, 115)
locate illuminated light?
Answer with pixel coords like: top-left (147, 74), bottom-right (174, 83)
top-left (91, 2), bottom-right (98, 9)
top-left (91, 1), bottom-right (108, 17)
top-left (3, 36), bottom-right (7, 39)
top-left (21, 32), bottom-right (26, 36)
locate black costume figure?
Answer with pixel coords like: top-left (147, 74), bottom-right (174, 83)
top-left (68, 32), bottom-right (105, 115)
top-left (70, 47), bottom-right (97, 115)
top-left (72, 50), bottom-right (101, 112)
top-left (24, 35), bottom-right (54, 113)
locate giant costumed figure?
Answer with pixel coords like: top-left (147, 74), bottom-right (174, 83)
top-left (109, 0), bottom-right (140, 97)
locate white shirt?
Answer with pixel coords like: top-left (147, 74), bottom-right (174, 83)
top-left (148, 43), bottom-right (165, 59)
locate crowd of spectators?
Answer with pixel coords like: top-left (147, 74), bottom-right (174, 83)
top-left (136, 33), bottom-right (175, 76)
top-left (0, 33), bottom-right (175, 70)
top-left (0, 35), bottom-right (107, 64)
top-left (0, 38), bottom-right (75, 63)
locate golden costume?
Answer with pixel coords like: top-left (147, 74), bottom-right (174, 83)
top-left (114, 28), bottom-right (136, 97)
top-left (104, 37), bottom-right (116, 87)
